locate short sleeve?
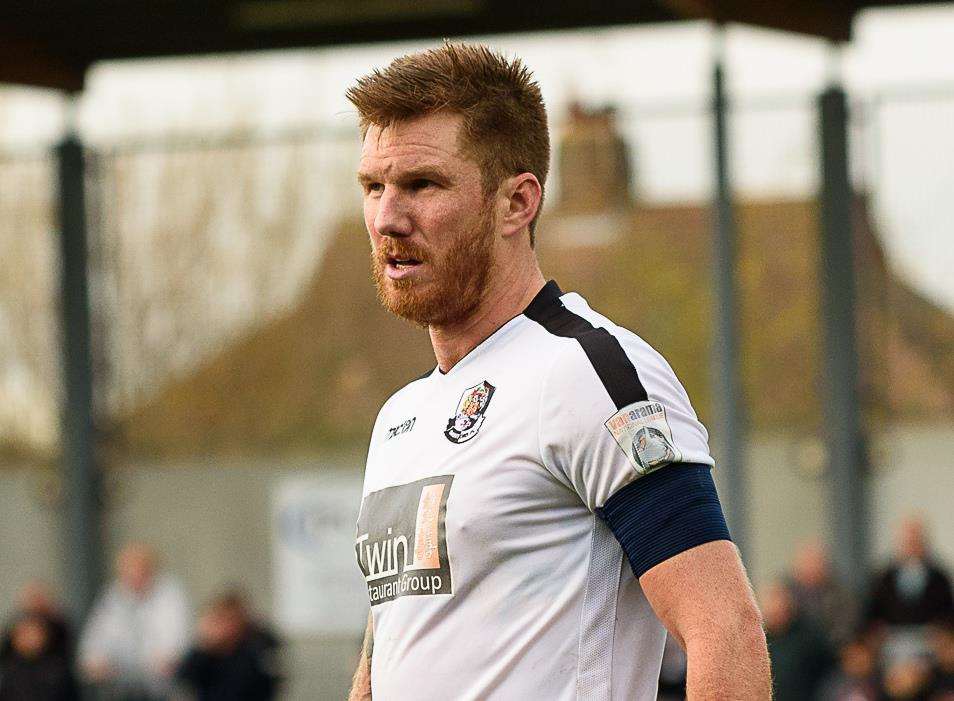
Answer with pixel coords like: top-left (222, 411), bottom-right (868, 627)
top-left (537, 330), bottom-right (713, 512)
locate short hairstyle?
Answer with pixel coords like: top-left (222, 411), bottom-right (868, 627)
top-left (347, 42), bottom-right (550, 243)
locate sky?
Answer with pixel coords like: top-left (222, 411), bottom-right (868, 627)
top-left (1, 4), bottom-right (953, 312)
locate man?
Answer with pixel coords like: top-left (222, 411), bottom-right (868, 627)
top-left (347, 43), bottom-right (770, 700)
top-left (787, 540), bottom-right (857, 646)
top-left (78, 543), bottom-right (190, 701)
top-left (0, 612), bottom-right (80, 701)
top-left (176, 589), bottom-right (283, 701)
top-left (1, 580), bottom-right (74, 665)
top-left (866, 517), bottom-right (953, 630)
top-left (761, 581), bottom-right (834, 701)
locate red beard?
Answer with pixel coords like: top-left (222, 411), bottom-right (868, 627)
top-left (370, 208), bottom-right (496, 328)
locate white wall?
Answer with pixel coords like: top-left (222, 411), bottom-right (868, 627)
top-left (2, 424), bottom-right (951, 698)
top-left (0, 453), bottom-right (366, 701)
top-left (731, 422), bottom-right (954, 589)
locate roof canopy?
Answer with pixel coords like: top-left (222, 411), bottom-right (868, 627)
top-left (2, 0), bottom-right (947, 91)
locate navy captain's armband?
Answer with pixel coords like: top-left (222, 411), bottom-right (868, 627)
top-left (595, 463), bottom-right (731, 578)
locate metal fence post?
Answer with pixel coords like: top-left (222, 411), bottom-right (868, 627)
top-left (818, 79), bottom-right (869, 592)
top-left (711, 28), bottom-right (751, 562)
top-left (56, 128), bottom-right (104, 620)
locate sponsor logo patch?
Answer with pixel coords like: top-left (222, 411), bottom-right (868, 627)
top-left (444, 380), bottom-right (495, 444)
top-left (355, 475), bottom-right (453, 605)
top-left (605, 400), bottom-right (683, 475)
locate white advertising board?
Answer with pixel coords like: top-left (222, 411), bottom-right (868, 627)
top-left (272, 472), bottom-right (368, 635)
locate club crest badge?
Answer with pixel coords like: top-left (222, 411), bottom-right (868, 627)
top-left (605, 400), bottom-right (683, 475)
top-left (444, 381), bottom-right (496, 444)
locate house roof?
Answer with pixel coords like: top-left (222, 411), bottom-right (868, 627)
top-left (106, 191), bottom-right (954, 459)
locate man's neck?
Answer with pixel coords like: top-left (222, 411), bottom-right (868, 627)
top-left (429, 265), bottom-right (546, 373)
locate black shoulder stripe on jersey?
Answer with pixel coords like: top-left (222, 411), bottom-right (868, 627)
top-left (523, 281), bottom-right (648, 410)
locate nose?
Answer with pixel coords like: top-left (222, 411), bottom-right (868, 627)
top-left (372, 186), bottom-right (413, 239)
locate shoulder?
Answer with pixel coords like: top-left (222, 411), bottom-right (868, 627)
top-left (532, 288), bottom-right (714, 468)
top-left (560, 293), bottom-right (680, 374)
top-left (531, 291), bottom-right (685, 408)
top-left (385, 366), bottom-right (434, 405)
top-left (152, 575), bottom-right (188, 604)
top-left (928, 561), bottom-right (953, 584)
top-left (373, 367), bottom-right (433, 417)
top-left (92, 583), bottom-right (124, 611)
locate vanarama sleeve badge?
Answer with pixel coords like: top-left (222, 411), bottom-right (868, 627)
top-left (444, 380), bottom-right (495, 444)
top-left (605, 400), bottom-right (683, 475)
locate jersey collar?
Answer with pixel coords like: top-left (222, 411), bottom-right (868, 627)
top-left (434, 280), bottom-right (563, 377)
top-left (522, 279), bottom-right (563, 319)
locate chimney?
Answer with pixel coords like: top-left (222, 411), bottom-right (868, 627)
top-left (556, 102), bottom-right (635, 214)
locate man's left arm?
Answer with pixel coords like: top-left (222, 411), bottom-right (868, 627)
top-left (639, 539), bottom-right (771, 699)
top-left (538, 341), bottom-right (771, 696)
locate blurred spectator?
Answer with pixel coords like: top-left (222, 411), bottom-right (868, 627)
top-left (818, 635), bottom-right (881, 701)
top-left (763, 580), bottom-right (834, 701)
top-left (882, 655), bottom-right (934, 701)
top-left (928, 623), bottom-right (954, 700)
top-left (866, 518), bottom-right (953, 630)
top-left (656, 633), bottom-right (687, 700)
top-left (0, 613), bottom-right (80, 701)
top-left (1, 580), bottom-right (74, 664)
top-left (788, 541), bottom-right (857, 646)
top-left (78, 542), bottom-right (190, 701)
top-left (176, 589), bottom-right (282, 701)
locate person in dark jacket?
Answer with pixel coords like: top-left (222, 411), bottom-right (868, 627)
top-left (0, 581), bottom-right (74, 664)
top-left (176, 590), bottom-right (282, 701)
top-left (788, 541), bottom-right (858, 647)
top-left (763, 580), bottom-right (835, 701)
top-left (866, 518), bottom-right (953, 630)
top-left (817, 634), bottom-right (882, 701)
top-left (927, 621), bottom-right (954, 700)
top-left (0, 613), bottom-right (79, 701)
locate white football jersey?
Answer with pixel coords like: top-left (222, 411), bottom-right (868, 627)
top-left (356, 281), bottom-right (714, 700)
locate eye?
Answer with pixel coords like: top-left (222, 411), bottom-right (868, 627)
top-left (410, 178), bottom-right (434, 191)
top-left (363, 182), bottom-right (384, 195)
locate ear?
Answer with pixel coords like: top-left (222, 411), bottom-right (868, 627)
top-left (498, 173), bottom-right (542, 240)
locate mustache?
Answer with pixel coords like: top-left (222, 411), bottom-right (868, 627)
top-left (375, 240), bottom-right (429, 263)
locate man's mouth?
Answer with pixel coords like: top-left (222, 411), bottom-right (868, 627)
top-left (387, 256), bottom-right (422, 269)
top-left (383, 254), bottom-right (425, 280)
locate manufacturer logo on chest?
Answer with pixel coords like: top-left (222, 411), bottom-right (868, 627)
top-left (386, 417), bottom-right (416, 440)
top-left (444, 380), bottom-right (496, 444)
